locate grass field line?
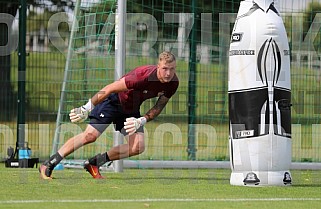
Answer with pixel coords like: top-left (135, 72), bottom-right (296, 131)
top-left (1, 198), bottom-right (321, 204)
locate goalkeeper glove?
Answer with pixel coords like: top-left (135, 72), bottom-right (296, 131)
top-left (124, 117), bottom-right (147, 135)
top-left (69, 99), bottom-right (94, 123)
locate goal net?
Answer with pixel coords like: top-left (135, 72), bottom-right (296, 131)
top-left (52, 0), bottom-right (118, 169)
top-left (52, 0), bottom-right (321, 171)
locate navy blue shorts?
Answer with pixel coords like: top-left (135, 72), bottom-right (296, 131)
top-left (89, 93), bottom-right (144, 135)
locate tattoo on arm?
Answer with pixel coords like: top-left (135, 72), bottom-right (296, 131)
top-left (145, 95), bottom-right (169, 122)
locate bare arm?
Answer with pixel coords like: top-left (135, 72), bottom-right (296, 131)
top-left (144, 95), bottom-right (170, 122)
top-left (91, 77), bottom-right (128, 106)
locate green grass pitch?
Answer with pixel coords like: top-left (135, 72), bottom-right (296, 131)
top-left (0, 165), bottom-right (321, 209)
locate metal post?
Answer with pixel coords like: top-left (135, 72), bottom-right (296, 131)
top-left (17, 0), bottom-right (27, 158)
top-left (187, 0), bottom-right (197, 160)
top-left (113, 0), bottom-right (126, 172)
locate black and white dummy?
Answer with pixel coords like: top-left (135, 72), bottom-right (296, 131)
top-left (228, 0), bottom-right (292, 186)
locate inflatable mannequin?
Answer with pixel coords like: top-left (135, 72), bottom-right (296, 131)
top-left (228, 0), bottom-right (292, 186)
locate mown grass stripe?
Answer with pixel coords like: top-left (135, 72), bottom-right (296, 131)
top-left (1, 198), bottom-right (320, 204)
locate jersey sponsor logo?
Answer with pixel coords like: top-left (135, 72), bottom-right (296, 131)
top-left (231, 33), bottom-right (243, 43)
top-left (100, 113), bottom-right (105, 118)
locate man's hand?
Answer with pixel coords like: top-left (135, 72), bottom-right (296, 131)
top-left (69, 106), bottom-right (89, 123)
top-left (69, 99), bottom-right (94, 123)
top-left (124, 117), bottom-right (147, 135)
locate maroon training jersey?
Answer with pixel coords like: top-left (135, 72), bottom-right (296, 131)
top-left (118, 65), bottom-right (179, 113)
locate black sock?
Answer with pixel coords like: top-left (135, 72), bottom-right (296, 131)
top-left (88, 152), bottom-right (110, 167)
top-left (45, 152), bottom-right (63, 170)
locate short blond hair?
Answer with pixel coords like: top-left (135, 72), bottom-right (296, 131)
top-left (158, 51), bottom-right (176, 63)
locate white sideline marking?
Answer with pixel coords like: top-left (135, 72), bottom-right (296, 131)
top-left (0, 198), bottom-right (320, 204)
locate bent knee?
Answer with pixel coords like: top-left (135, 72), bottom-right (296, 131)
top-left (83, 132), bottom-right (98, 144)
top-left (130, 140), bottom-right (145, 156)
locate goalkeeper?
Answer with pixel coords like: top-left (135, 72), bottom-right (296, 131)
top-left (39, 51), bottom-right (179, 179)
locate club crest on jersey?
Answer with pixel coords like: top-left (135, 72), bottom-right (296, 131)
top-left (231, 33), bottom-right (243, 43)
